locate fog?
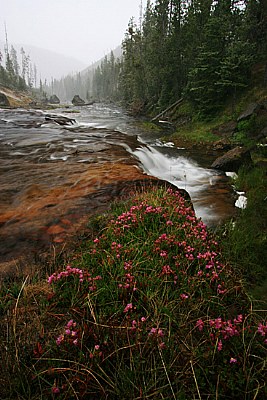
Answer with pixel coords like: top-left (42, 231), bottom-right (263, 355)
top-left (1, 0), bottom-right (143, 66)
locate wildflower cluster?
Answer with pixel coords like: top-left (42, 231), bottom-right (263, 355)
top-left (32, 187), bottom-right (267, 398)
top-left (118, 261), bottom-right (137, 292)
top-left (129, 316), bottom-right (147, 334)
top-left (48, 264), bottom-right (102, 291)
top-left (257, 322), bottom-right (267, 344)
top-left (148, 327), bottom-right (165, 348)
top-left (196, 314), bottom-right (245, 351)
top-left (56, 320), bottom-right (79, 347)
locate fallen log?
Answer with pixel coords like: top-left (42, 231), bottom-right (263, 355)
top-left (151, 98), bottom-right (183, 122)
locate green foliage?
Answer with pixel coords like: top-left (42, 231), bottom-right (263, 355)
top-left (92, 52), bottom-right (121, 101)
top-left (0, 45), bottom-right (28, 90)
top-left (138, 121), bottom-right (162, 132)
top-left (91, 0), bottom-right (265, 119)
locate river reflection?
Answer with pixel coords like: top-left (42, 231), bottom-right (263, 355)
top-left (0, 104), bottom-right (236, 268)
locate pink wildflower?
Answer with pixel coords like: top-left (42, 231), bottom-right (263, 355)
top-left (47, 275), bottom-right (54, 284)
top-left (212, 271), bottom-right (219, 280)
top-left (95, 344), bottom-right (100, 350)
top-left (56, 334), bottom-right (64, 346)
top-left (257, 323), bottom-right (267, 337)
top-left (66, 320), bottom-right (74, 329)
top-left (196, 319), bottom-right (204, 331)
top-left (157, 329), bottom-right (164, 337)
top-left (180, 293), bottom-right (188, 300)
top-left (205, 264), bottom-right (213, 269)
top-left (234, 314), bottom-right (243, 324)
top-left (217, 284), bottom-right (227, 295)
top-left (214, 318), bottom-right (223, 329)
top-left (52, 386), bottom-right (60, 394)
top-left (149, 327), bottom-right (164, 338)
top-left (230, 357), bottom-right (237, 364)
top-left (160, 250), bottom-right (168, 258)
top-left (124, 303), bottom-right (133, 313)
top-left (217, 339), bottom-right (223, 351)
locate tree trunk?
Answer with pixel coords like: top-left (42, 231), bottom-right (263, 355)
top-left (151, 98), bottom-right (183, 122)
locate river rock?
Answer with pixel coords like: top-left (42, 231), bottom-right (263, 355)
top-left (49, 94), bottom-right (60, 104)
top-left (211, 146), bottom-right (252, 172)
top-left (0, 92), bottom-right (10, 107)
top-left (45, 114), bottom-right (76, 126)
top-left (211, 139), bottom-right (232, 151)
top-left (72, 95), bottom-right (85, 106)
top-left (237, 102), bottom-right (260, 122)
top-left (212, 121), bottom-right (237, 138)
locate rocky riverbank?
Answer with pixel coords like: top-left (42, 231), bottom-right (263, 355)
top-left (0, 86), bottom-right (33, 107)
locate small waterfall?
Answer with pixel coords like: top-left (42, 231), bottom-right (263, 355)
top-left (133, 145), bottom-right (215, 193)
top-left (132, 144), bottom-right (233, 225)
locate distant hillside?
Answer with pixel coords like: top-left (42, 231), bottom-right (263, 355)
top-left (80, 45), bottom-right (122, 76)
top-left (43, 45), bottom-right (123, 102)
top-left (0, 41), bottom-right (86, 82)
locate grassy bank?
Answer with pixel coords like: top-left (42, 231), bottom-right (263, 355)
top-left (1, 186), bottom-right (266, 399)
top-left (219, 166), bottom-right (267, 302)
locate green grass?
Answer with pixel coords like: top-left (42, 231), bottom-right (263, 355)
top-left (138, 121), bottom-right (163, 132)
top-left (170, 120), bottom-right (220, 144)
top-left (1, 186), bottom-right (266, 399)
top-left (219, 166), bottom-right (267, 302)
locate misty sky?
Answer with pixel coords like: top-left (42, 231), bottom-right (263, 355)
top-left (1, 0), bottom-right (143, 65)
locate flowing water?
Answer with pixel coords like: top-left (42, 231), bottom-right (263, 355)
top-left (0, 104), bottom-right (236, 270)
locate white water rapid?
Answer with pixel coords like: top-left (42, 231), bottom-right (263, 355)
top-left (132, 142), bottom-right (234, 225)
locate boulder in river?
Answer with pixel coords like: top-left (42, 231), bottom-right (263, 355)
top-left (72, 95), bottom-right (85, 106)
top-left (0, 92), bottom-right (10, 107)
top-left (49, 94), bottom-right (60, 104)
top-left (211, 146), bottom-right (252, 172)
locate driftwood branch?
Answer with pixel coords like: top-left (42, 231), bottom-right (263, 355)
top-left (151, 98), bottom-right (183, 122)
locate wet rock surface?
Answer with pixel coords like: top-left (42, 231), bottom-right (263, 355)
top-left (0, 92), bottom-right (10, 107)
top-left (237, 102), bottom-right (261, 122)
top-left (211, 146), bottom-right (252, 172)
top-left (49, 94), bottom-right (60, 104)
top-left (72, 95), bottom-right (85, 106)
top-left (0, 108), bottom-right (146, 271)
top-left (212, 121), bottom-right (237, 138)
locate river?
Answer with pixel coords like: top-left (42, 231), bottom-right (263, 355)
top-left (0, 103), bottom-right (236, 271)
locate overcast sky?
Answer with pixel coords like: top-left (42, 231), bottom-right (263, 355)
top-left (1, 0), bottom-right (143, 65)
